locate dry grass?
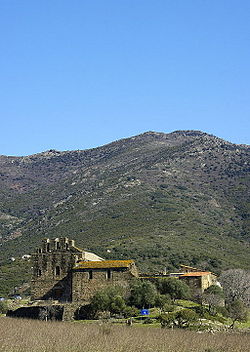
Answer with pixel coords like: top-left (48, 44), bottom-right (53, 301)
top-left (0, 317), bottom-right (249, 352)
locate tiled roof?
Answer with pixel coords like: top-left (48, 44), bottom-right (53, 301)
top-left (73, 260), bottom-right (134, 269)
top-left (180, 271), bottom-right (212, 277)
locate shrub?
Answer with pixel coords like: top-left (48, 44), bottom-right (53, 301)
top-left (203, 285), bottom-right (224, 314)
top-left (154, 293), bottom-right (171, 309)
top-left (162, 303), bottom-right (175, 313)
top-left (159, 312), bottom-right (176, 328)
top-left (157, 278), bottom-right (191, 301)
top-left (129, 281), bottom-right (157, 308)
top-left (123, 306), bottom-right (139, 318)
top-left (175, 309), bottom-right (198, 328)
top-left (110, 295), bottom-right (126, 314)
top-left (215, 306), bottom-right (229, 317)
top-left (143, 317), bottom-right (154, 324)
top-left (227, 300), bottom-right (248, 328)
top-left (191, 305), bottom-right (208, 317)
top-left (0, 301), bottom-right (8, 314)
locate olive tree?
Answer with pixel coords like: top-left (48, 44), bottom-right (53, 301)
top-left (129, 280), bottom-right (157, 308)
top-left (158, 278), bottom-right (191, 301)
top-left (90, 286), bottom-right (126, 315)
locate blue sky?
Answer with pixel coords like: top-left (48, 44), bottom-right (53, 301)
top-left (0, 0), bottom-right (249, 156)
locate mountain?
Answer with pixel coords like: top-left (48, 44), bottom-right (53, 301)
top-left (0, 130), bottom-right (249, 296)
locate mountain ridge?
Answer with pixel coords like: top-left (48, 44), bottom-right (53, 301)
top-left (0, 130), bottom-right (249, 296)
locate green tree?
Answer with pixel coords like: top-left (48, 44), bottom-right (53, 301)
top-left (122, 306), bottom-right (140, 318)
top-left (129, 281), bottom-right (157, 308)
top-left (159, 312), bottom-right (176, 328)
top-left (90, 290), bottom-right (110, 312)
top-left (110, 295), bottom-right (126, 314)
top-left (159, 309), bottom-right (198, 328)
top-left (227, 300), bottom-right (248, 328)
top-left (158, 278), bottom-right (191, 301)
top-left (203, 285), bottom-right (224, 314)
top-left (175, 309), bottom-right (198, 328)
top-left (0, 301), bottom-right (8, 314)
top-left (154, 293), bottom-right (171, 309)
top-left (90, 286), bottom-right (126, 315)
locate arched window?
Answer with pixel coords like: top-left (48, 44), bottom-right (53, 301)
top-left (46, 243), bottom-right (50, 252)
top-left (88, 270), bottom-right (93, 280)
top-left (56, 242), bottom-right (60, 250)
top-left (55, 266), bottom-right (60, 276)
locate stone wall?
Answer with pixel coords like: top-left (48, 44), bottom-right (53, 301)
top-left (201, 273), bottom-right (217, 291)
top-left (31, 238), bottom-right (81, 301)
top-left (180, 273), bottom-right (217, 295)
top-left (7, 305), bottom-right (64, 320)
top-left (72, 268), bottom-right (136, 303)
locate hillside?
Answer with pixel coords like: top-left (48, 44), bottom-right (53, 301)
top-left (0, 130), bottom-right (249, 296)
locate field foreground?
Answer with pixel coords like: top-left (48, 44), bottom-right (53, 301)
top-left (0, 317), bottom-right (250, 352)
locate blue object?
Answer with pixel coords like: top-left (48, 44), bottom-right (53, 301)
top-left (140, 309), bottom-right (149, 315)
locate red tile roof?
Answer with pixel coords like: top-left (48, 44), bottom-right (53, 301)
top-left (180, 271), bottom-right (212, 277)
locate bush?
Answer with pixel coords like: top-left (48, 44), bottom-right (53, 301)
top-left (159, 312), bottom-right (176, 328)
top-left (129, 281), bottom-right (157, 308)
top-left (110, 295), bottom-right (126, 314)
top-left (0, 301), bottom-right (8, 314)
top-left (215, 306), bottom-right (229, 317)
top-left (90, 286), bottom-right (126, 316)
top-left (123, 306), bottom-right (139, 318)
top-left (191, 305), bottom-right (208, 317)
top-left (175, 309), bottom-right (198, 328)
top-left (143, 317), bottom-right (154, 324)
top-left (227, 300), bottom-right (248, 328)
top-left (154, 293), bottom-right (171, 309)
top-left (157, 278), bottom-right (191, 301)
top-left (203, 285), bottom-right (224, 314)
top-left (162, 303), bottom-right (175, 313)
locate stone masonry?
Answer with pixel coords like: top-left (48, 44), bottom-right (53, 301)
top-left (31, 238), bottom-right (138, 303)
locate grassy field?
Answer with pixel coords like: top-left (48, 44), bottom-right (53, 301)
top-left (0, 317), bottom-right (249, 352)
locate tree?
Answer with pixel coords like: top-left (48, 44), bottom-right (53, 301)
top-left (158, 278), bottom-right (191, 301)
top-left (129, 281), bottom-right (157, 308)
top-left (220, 269), bottom-right (250, 306)
top-left (0, 301), bottom-right (8, 314)
top-left (90, 290), bottom-right (110, 312)
top-left (175, 309), bottom-right (198, 328)
top-left (110, 295), bottom-right (126, 314)
top-left (159, 309), bottom-right (198, 329)
top-left (154, 293), bottom-right (171, 309)
top-left (227, 300), bottom-right (248, 328)
top-left (203, 285), bottom-right (224, 314)
top-left (90, 286), bottom-right (126, 315)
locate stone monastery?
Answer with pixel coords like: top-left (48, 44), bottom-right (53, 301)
top-left (31, 237), bottom-right (216, 304)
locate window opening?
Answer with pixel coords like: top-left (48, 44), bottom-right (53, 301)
top-left (89, 270), bottom-right (93, 280)
top-left (107, 269), bottom-right (112, 279)
top-left (55, 266), bottom-right (60, 276)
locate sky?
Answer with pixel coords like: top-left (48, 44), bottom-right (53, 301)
top-left (0, 0), bottom-right (249, 156)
